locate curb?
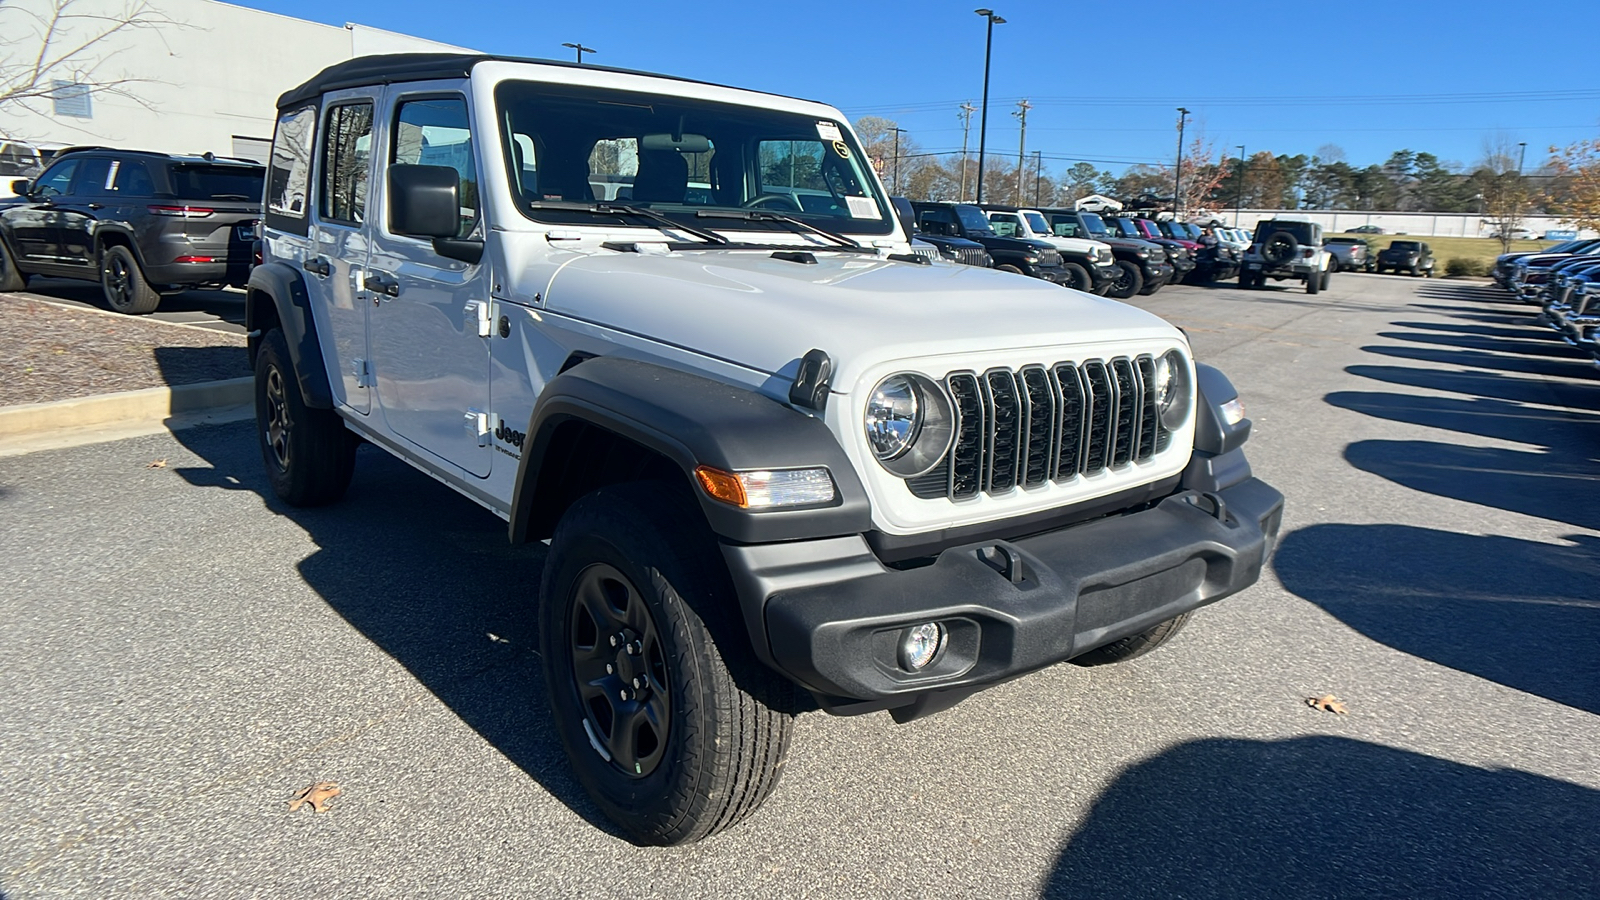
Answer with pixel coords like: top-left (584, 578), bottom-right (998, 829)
top-left (0, 377), bottom-right (254, 456)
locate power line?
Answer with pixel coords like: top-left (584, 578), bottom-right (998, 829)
top-left (842, 87), bottom-right (1600, 115)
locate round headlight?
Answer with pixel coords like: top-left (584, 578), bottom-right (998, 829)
top-left (864, 373), bottom-right (955, 478)
top-left (1153, 350), bottom-right (1192, 430)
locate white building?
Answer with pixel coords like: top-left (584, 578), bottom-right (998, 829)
top-left (0, 0), bottom-right (473, 167)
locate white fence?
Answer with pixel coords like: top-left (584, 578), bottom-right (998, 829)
top-left (1199, 209), bottom-right (1594, 239)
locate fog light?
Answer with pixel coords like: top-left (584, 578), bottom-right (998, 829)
top-left (899, 622), bottom-right (945, 671)
top-left (1219, 397), bottom-right (1246, 426)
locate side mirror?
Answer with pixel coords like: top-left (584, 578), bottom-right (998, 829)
top-left (389, 164), bottom-right (459, 238)
top-left (388, 163), bottom-right (482, 264)
top-left (10, 179), bottom-right (29, 196)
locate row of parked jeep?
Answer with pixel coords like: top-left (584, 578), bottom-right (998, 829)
top-left (892, 198), bottom-right (1244, 299)
top-left (1495, 237), bottom-right (1600, 368)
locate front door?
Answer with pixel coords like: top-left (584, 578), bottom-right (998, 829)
top-left (367, 85), bottom-right (491, 477)
top-left (54, 155), bottom-right (115, 270)
top-left (307, 91), bottom-right (378, 415)
top-left (4, 157), bottom-right (77, 263)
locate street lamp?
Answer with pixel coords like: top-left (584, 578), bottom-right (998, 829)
top-left (1517, 141), bottom-right (1528, 175)
top-left (562, 42), bottom-right (596, 64)
top-left (1234, 144), bottom-right (1246, 226)
top-left (973, 8), bottom-right (1005, 204)
top-left (890, 126), bottom-right (908, 195)
top-left (1174, 107), bottom-right (1189, 218)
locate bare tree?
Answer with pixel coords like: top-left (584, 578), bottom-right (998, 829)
top-left (1474, 135), bottom-right (1529, 253)
top-left (0, 0), bottom-right (178, 117)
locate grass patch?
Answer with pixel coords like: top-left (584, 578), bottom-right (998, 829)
top-left (1328, 234), bottom-right (1558, 270)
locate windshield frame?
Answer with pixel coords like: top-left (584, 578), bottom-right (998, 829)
top-left (492, 79), bottom-right (894, 237)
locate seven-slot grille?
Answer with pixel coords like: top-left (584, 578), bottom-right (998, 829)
top-left (958, 247), bottom-right (992, 267)
top-left (907, 356), bottom-right (1175, 501)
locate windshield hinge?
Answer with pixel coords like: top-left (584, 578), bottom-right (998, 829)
top-left (546, 230), bottom-right (583, 242)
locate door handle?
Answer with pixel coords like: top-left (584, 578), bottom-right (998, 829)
top-left (85, 203), bottom-right (103, 210)
top-left (364, 272), bottom-right (400, 297)
top-left (303, 257), bottom-right (331, 277)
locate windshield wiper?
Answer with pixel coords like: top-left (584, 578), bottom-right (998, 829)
top-left (525, 200), bottom-right (729, 245)
top-left (694, 209), bottom-right (863, 250)
top-left (209, 193), bottom-right (253, 200)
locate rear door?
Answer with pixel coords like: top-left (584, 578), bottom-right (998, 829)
top-left (308, 90), bottom-right (379, 414)
top-left (366, 85), bottom-right (491, 477)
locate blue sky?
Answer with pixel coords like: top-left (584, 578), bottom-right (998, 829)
top-left (236, 0), bottom-right (1600, 176)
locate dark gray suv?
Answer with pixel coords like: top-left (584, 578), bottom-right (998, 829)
top-left (0, 148), bottom-right (263, 313)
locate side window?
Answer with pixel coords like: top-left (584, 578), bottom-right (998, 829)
top-left (319, 102), bottom-right (373, 225)
top-left (71, 157), bottom-right (113, 195)
top-left (32, 159), bottom-right (78, 198)
top-left (391, 96), bottom-right (476, 237)
top-left (267, 105), bottom-right (316, 225)
top-left (917, 207), bottom-right (956, 234)
top-left (113, 160), bottom-right (154, 195)
top-left (990, 214), bottom-right (1019, 237)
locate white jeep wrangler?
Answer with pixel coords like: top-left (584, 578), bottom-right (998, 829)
top-left (1241, 218), bottom-right (1331, 293)
top-left (249, 53), bottom-right (1283, 846)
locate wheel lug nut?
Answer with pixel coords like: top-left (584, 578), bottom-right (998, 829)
top-left (626, 640), bottom-right (642, 656)
top-left (632, 676), bottom-right (644, 690)
top-left (605, 663), bottom-right (613, 674)
top-left (609, 634), bottom-right (620, 648)
top-left (618, 688), bottom-right (630, 701)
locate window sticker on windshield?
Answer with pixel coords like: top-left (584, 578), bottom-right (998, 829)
top-left (832, 140), bottom-right (850, 160)
top-left (816, 121), bottom-right (843, 142)
top-left (846, 196), bottom-right (879, 219)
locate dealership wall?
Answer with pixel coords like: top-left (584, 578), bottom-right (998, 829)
top-left (0, 0), bottom-right (472, 164)
top-left (1200, 208), bottom-right (1594, 239)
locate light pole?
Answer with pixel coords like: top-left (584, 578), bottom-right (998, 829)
top-left (1234, 144), bottom-right (1245, 226)
top-left (974, 8), bottom-right (1005, 204)
top-left (1034, 149), bottom-right (1043, 206)
top-left (890, 126), bottom-right (907, 195)
top-left (1174, 107), bottom-right (1189, 217)
top-left (1517, 141), bottom-right (1527, 175)
top-left (562, 42), bottom-right (596, 64)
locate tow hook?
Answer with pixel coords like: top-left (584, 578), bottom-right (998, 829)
top-left (1185, 490), bottom-right (1230, 524)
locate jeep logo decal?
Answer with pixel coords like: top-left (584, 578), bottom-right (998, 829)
top-left (495, 420), bottom-right (526, 449)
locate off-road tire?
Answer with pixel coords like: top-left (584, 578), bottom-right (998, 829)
top-left (1320, 270), bottom-right (1331, 291)
top-left (1306, 269), bottom-right (1320, 294)
top-left (255, 328), bottom-right (357, 506)
top-left (540, 481), bottom-right (794, 846)
top-left (1261, 231), bottom-right (1299, 266)
top-left (1059, 262), bottom-right (1091, 292)
top-left (100, 244), bottom-right (160, 314)
top-left (1107, 260), bottom-right (1144, 299)
top-left (1137, 279), bottom-right (1163, 296)
top-left (1071, 612), bottom-right (1193, 666)
top-left (994, 264), bottom-right (1024, 275)
top-left (1328, 257), bottom-right (1340, 274)
top-left (0, 238), bottom-right (29, 292)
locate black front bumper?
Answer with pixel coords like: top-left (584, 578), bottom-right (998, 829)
top-left (727, 477), bottom-right (1283, 712)
top-left (1089, 261), bottom-right (1122, 289)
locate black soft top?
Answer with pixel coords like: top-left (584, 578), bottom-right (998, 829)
top-left (276, 52), bottom-right (810, 110)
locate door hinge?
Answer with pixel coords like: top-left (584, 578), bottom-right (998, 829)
top-left (464, 299), bottom-right (494, 337)
top-left (465, 408), bottom-right (490, 446)
top-left (352, 358), bottom-right (373, 388)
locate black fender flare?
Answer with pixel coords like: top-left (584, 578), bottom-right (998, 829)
top-left (246, 261), bottom-right (333, 408)
top-left (92, 225), bottom-right (147, 269)
top-left (508, 356), bottom-right (872, 546)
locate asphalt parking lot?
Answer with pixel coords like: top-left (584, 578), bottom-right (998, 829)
top-left (2, 272), bottom-right (1597, 899)
top-left (7, 278), bottom-right (246, 334)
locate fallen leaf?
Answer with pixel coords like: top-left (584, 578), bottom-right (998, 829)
top-left (1306, 694), bottom-right (1349, 715)
top-left (288, 781), bottom-right (341, 813)
top-left (145, 459), bottom-right (167, 469)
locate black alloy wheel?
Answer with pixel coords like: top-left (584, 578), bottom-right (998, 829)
top-left (1059, 262), bottom-right (1091, 292)
top-left (1107, 260), bottom-right (1143, 298)
top-left (567, 562), bottom-right (672, 778)
top-left (0, 240), bottom-right (28, 292)
top-left (263, 364), bottom-right (292, 473)
top-left (100, 245), bottom-right (160, 314)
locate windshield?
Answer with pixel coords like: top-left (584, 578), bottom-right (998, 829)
top-left (494, 81), bottom-right (892, 236)
top-left (955, 204), bottom-right (996, 235)
top-left (1110, 217), bottom-right (1140, 237)
top-left (169, 164), bottom-right (263, 201)
top-left (1389, 240), bottom-right (1421, 251)
top-left (1076, 212), bottom-right (1109, 237)
top-left (1023, 211), bottom-right (1052, 236)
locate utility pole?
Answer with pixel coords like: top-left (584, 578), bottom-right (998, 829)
top-left (890, 126), bottom-right (907, 195)
top-left (1234, 144), bottom-right (1245, 226)
top-left (1174, 107), bottom-right (1189, 218)
top-left (958, 102), bottom-right (976, 201)
top-left (1013, 98), bottom-right (1032, 205)
top-left (974, 9), bottom-right (1005, 204)
top-left (561, 42), bottom-right (596, 64)
top-left (1034, 149), bottom-right (1043, 206)
top-left (1518, 141), bottom-right (1528, 175)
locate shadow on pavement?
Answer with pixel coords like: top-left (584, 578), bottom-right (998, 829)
top-left (165, 420), bottom-right (617, 837)
top-left (1359, 344), bottom-right (1591, 379)
top-left (1374, 328), bottom-right (1590, 359)
top-left (20, 276), bottom-right (246, 329)
top-left (1274, 523), bottom-right (1600, 713)
top-left (1346, 363), bottom-right (1600, 409)
top-left (1041, 736), bottom-right (1600, 899)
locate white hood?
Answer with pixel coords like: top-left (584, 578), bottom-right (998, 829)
top-left (539, 248), bottom-right (1184, 389)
